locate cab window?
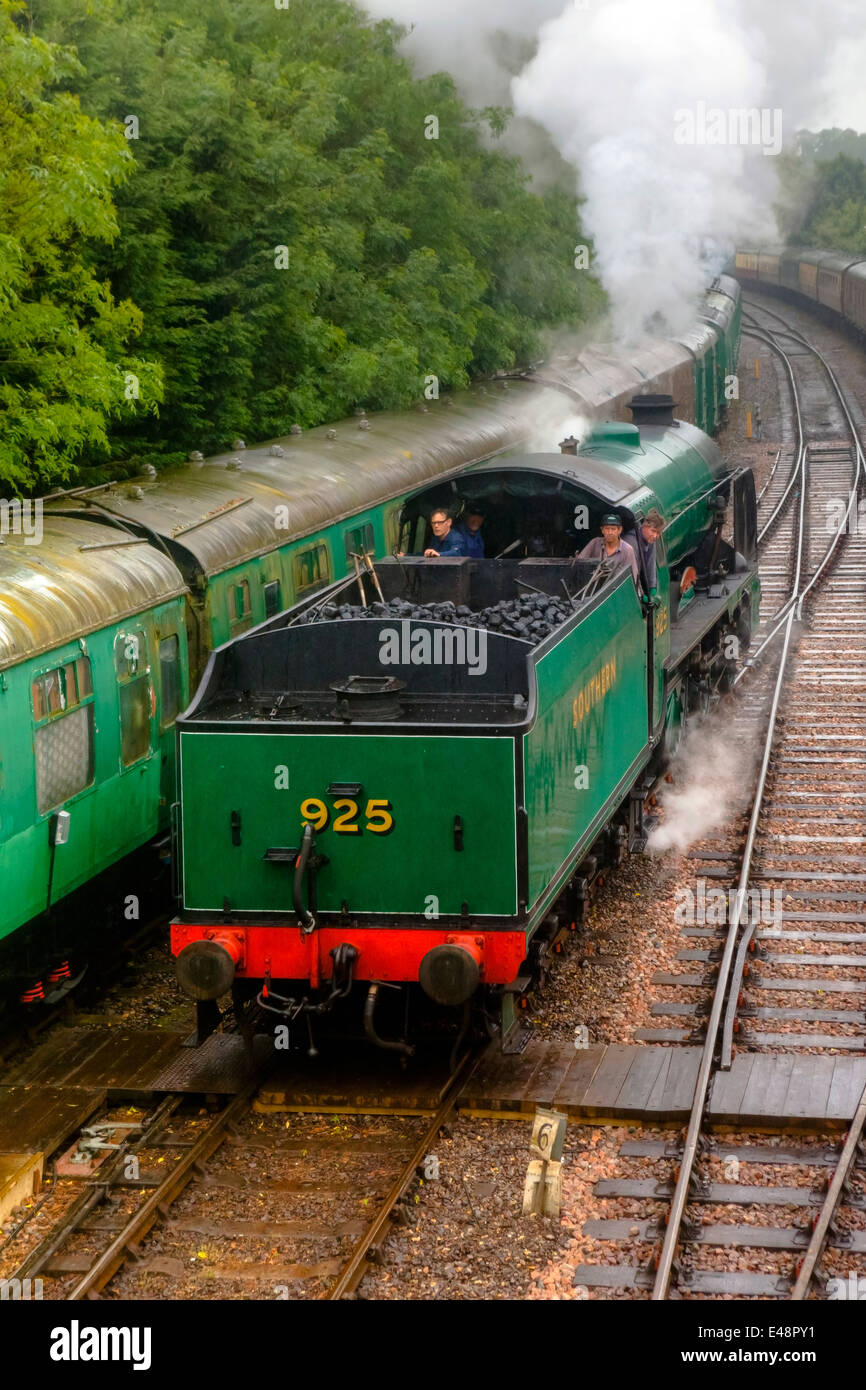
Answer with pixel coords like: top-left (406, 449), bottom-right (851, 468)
top-left (114, 631), bottom-right (152, 767)
top-left (32, 656), bottom-right (95, 813)
top-left (293, 543), bottom-right (331, 595)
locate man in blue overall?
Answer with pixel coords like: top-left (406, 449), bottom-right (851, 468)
top-left (424, 508), bottom-right (468, 558)
top-left (457, 504), bottom-right (485, 558)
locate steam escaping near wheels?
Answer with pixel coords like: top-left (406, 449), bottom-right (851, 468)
top-left (647, 722), bottom-right (760, 856)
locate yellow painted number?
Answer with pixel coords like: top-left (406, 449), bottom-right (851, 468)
top-left (299, 796), bottom-right (395, 834)
top-left (300, 797), bottom-right (329, 830)
top-left (364, 798), bottom-right (394, 834)
top-left (655, 604), bottom-right (669, 639)
top-left (333, 799), bottom-right (361, 833)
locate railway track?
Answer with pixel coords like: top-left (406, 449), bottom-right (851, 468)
top-left (575, 297), bottom-right (866, 1300)
top-left (3, 1051), bottom-right (472, 1301)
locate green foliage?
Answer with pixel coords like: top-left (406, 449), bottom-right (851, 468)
top-left (27, 0), bottom-right (600, 471)
top-left (0, 0), bottom-right (161, 493)
top-left (777, 135), bottom-right (866, 256)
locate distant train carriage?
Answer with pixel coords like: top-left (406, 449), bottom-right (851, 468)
top-left (734, 250), bottom-right (759, 281)
top-left (734, 244), bottom-right (866, 342)
top-left (779, 248), bottom-right (805, 294)
top-left (757, 250), bottom-right (781, 284)
top-left (843, 261), bottom-right (866, 334)
top-left (796, 250), bottom-right (825, 302)
top-left (817, 254), bottom-right (864, 315)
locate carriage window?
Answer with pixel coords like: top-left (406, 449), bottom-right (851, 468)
top-left (293, 543), bottom-right (331, 594)
top-left (159, 635), bottom-right (181, 727)
top-left (264, 580), bottom-right (282, 618)
top-left (115, 631), bottom-right (152, 767)
top-left (344, 523), bottom-right (375, 566)
top-left (32, 657), bottom-right (95, 813)
top-left (232, 580), bottom-right (252, 623)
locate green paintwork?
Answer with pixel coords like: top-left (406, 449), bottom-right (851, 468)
top-left (1, 276), bottom-right (746, 965)
top-left (0, 598), bottom-right (188, 944)
top-left (180, 731), bottom-right (517, 916)
top-left (201, 500), bottom-right (402, 651)
top-left (522, 573), bottom-right (649, 915)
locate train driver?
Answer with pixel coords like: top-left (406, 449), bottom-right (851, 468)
top-left (576, 513), bottom-right (639, 584)
top-left (423, 508), bottom-right (468, 558)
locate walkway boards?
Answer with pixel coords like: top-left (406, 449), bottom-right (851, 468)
top-left (459, 1040), bottom-right (866, 1127)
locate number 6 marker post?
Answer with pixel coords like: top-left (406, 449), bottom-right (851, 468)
top-left (522, 1107), bottom-right (567, 1218)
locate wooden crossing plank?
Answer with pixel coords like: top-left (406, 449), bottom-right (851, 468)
top-left (519, 1042), bottom-right (575, 1108)
top-left (460, 1039), bottom-right (547, 1111)
top-left (755, 1052), bottom-right (799, 1120)
top-left (6, 1028), bottom-right (188, 1092)
top-left (826, 1058), bottom-right (866, 1121)
top-left (645, 1049), bottom-right (674, 1114)
top-left (708, 1053), bottom-right (757, 1123)
top-left (462, 1047), bottom-right (866, 1127)
top-left (0, 1086), bottom-right (105, 1160)
top-left (783, 1052), bottom-right (827, 1121)
top-left (654, 1048), bottom-right (702, 1118)
top-left (612, 1046), bottom-right (669, 1115)
top-left (580, 1045), bottom-right (640, 1117)
top-left (784, 1054), bottom-right (837, 1120)
top-left (550, 1045), bottom-right (605, 1112)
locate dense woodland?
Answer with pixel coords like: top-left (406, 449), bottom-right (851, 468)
top-left (0, 0), bottom-right (600, 493)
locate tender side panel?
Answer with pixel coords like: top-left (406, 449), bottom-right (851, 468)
top-left (523, 576), bottom-right (649, 914)
top-left (180, 731), bottom-right (517, 917)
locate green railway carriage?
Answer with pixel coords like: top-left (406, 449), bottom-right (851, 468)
top-left (3, 276), bottom-right (744, 1003)
top-left (170, 394), bottom-right (760, 1051)
top-left (0, 517), bottom-right (189, 975)
top-left (46, 386), bottom-right (544, 682)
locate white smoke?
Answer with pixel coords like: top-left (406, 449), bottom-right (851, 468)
top-left (512, 0), bottom-right (778, 339)
top-left (647, 720), bottom-right (758, 856)
top-left (362, 0), bottom-right (866, 338)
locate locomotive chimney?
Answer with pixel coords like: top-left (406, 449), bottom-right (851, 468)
top-left (628, 394), bottom-right (676, 427)
top-left (559, 435), bottom-right (579, 454)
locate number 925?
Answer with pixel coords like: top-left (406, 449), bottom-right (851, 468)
top-left (300, 797), bottom-right (394, 835)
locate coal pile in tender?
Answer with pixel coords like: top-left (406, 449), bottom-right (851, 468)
top-left (298, 594), bottom-right (573, 642)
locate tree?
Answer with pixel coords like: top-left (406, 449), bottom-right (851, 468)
top-left (28, 0), bottom-right (601, 473)
top-left (0, 0), bottom-right (160, 493)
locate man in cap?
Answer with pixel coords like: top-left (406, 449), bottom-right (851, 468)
top-left (577, 513), bottom-right (640, 585)
top-left (622, 509), bottom-right (665, 600)
top-left (457, 503), bottom-right (486, 558)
